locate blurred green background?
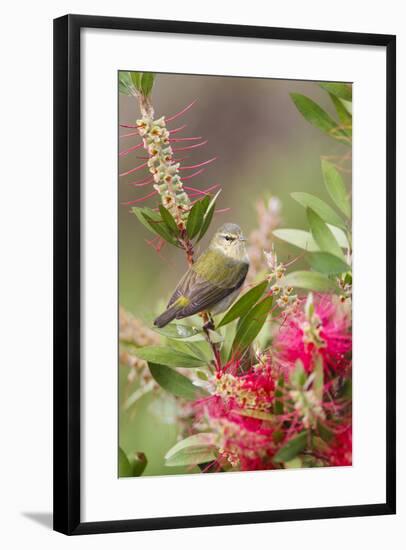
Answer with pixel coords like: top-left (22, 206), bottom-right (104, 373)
top-left (119, 73), bottom-right (350, 476)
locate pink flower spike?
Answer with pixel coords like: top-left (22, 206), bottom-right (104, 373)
top-left (165, 100), bottom-right (197, 123)
top-left (119, 161), bottom-right (148, 177)
top-left (122, 190), bottom-right (158, 205)
top-left (180, 157), bottom-right (217, 171)
top-left (119, 142), bottom-right (144, 157)
top-left (169, 124), bottom-right (187, 135)
top-left (172, 140), bottom-right (208, 153)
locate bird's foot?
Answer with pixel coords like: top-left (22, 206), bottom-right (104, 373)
top-left (203, 319), bottom-right (215, 332)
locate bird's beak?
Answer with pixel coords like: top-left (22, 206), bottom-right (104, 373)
top-left (239, 236), bottom-right (247, 242)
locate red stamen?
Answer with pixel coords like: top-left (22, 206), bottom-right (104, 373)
top-left (180, 157), bottom-right (216, 171)
top-left (122, 190), bottom-right (158, 205)
top-left (120, 161), bottom-right (148, 177)
top-left (165, 100), bottom-right (197, 123)
top-left (120, 123), bottom-right (140, 128)
top-left (169, 124), bottom-right (187, 135)
top-left (130, 177), bottom-right (154, 188)
top-left (169, 136), bottom-right (202, 143)
top-left (172, 140), bottom-right (208, 152)
top-left (180, 169), bottom-right (205, 181)
top-left (183, 184), bottom-right (220, 196)
top-left (120, 130), bottom-right (140, 138)
top-left (119, 142), bottom-right (144, 157)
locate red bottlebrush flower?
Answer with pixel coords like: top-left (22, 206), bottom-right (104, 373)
top-left (193, 364), bottom-right (278, 471)
top-left (275, 294), bottom-right (351, 374)
top-left (327, 426), bottom-right (352, 466)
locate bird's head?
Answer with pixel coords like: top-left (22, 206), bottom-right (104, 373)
top-left (209, 223), bottom-right (248, 261)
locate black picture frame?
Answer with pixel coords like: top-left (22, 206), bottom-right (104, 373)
top-left (53, 14), bottom-right (396, 535)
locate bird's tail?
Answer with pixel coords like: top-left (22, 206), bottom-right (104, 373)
top-left (153, 304), bottom-right (180, 328)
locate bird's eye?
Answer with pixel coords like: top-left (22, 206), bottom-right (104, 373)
top-left (224, 235), bottom-right (233, 241)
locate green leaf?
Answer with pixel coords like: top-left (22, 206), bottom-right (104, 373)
top-left (313, 354), bottom-right (324, 401)
top-left (273, 229), bottom-right (319, 252)
top-left (135, 346), bottom-right (206, 368)
top-left (197, 190), bottom-right (221, 242)
top-left (290, 360), bottom-right (306, 388)
top-left (284, 457), bottom-right (303, 469)
top-left (231, 295), bottom-right (273, 357)
top-left (186, 200), bottom-right (204, 239)
top-left (143, 213), bottom-right (179, 246)
top-left (129, 452), bottom-right (148, 476)
top-left (165, 433), bottom-right (217, 467)
top-left (159, 204), bottom-right (179, 236)
top-left (306, 252), bottom-right (350, 274)
top-left (290, 93), bottom-right (349, 144)
top-left (307, 208), bottom-right (344, 259)
top-left (217, 280), bottom-right (268, 328)
top-left (118, 447), bottom-right (133, 477)
top-left (317, 421), bottom-right (334, 443)
top-left (131, 206), bottom-right (161, 234)
top-left (339, 98), bottom-right (352, 115)
top-left (291, 192), bottom-right (345, 229)
top-left (153, 323), bottom-right (202, 340)
top-left (274, 375), bottom-right (285, 415)
top-left (130, 71), bottom-right (142, 91)
top-left (274, 431), bottom-right (308, 463)
top-left (237, 409), bottom-right (274, 421)
top-left (140, 72), bottom-right (155, 96)
top-left (283, 271), bottom-right (338, 292)
top-left (319, 82), bottom-right (352, 101)
top-left (329, 93), bottom-right (352, 128)
top-left (118, 72), bottom-right (135, 96)
top-left (321, 160), bottom-right (351, 219)
top-left (149, 363), bottom-right (206, 400)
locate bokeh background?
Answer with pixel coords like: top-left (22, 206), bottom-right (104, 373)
top-left (119, 73), bottom-right (350, 476)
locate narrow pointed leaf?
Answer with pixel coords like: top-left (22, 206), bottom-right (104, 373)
top-left (118, 72), bottom-right (135, 96)
top-left (165, 433), bottom-right (217, 466)
top-left (321, 160), bottom-right (351, 219)
top-left (130, 71), bottom-right (142, 91)
top-left (186, 200), bottom-right (204, 239)
top-left (131, 207), bottom-right (161, 234)
top-left (306, 251), bottom-right (350, 274)
top-left (283, 271), bottom-right (337, 292)
top-left (217, 280), bottom-right (268, 328)
top-left (119, 447), bottom-right (133, 477)
top-left (143, 213), bottom-right (179, 246)
top-left (273, 229), bottom-right (319, 251)
top-left (273, 431), bottom-right (308, 463)
top-left (319, 82), bottom-right (352, 101)
top-left (130, 452), bottom-right (148, 476)
top-left (307, 208), bottom-right (344, 259)
top-left (329, 93), bottom-right (352, 128)
top-left (159, 204), bottom-right (179, 236)
top-left (291, 192), bottom-right (345, 229)
top-left (140, 72), bottom-right (155, 96)
top-left (135, 346), bottom-right (206, 368)
top-left (313, 354), bottom-right (324, 401)
top-left (197, 190), bottom-right (221, 242)
top-left (290, 93), bottom-right (349, 144)
top-left (149, 363), bottom-right (206, 400)
top-left (231, 295), bottom-right (273, 357)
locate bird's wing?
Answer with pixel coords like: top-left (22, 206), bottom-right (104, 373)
top-left (167, 254), bottom-right (248, 319)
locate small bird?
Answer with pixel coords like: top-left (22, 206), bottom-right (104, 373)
top-left (154, 223), bottom-right (249, 328)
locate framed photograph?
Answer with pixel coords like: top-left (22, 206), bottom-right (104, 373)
top-left (53, 14), bottom-right (396, 535)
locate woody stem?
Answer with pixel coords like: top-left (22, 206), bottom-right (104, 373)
top-left (201, 311), bottom-right (222, 371)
